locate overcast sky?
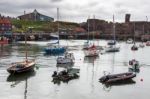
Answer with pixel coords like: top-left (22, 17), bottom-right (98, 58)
top-left (0, 0), bottom-right (150, 23)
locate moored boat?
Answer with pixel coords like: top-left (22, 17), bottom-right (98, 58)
top-left (126, 38), bottom-right (133, 44)
top-left (52, 68), bottom-right (79, 83)
top-left (105, 45), bottom-right (120, 52)
top-left (107, 40), bottom-right (116, 45)
top-left (57, 52), bottom-right (75, 64)
top-left (128, 59), bottom-right (140, 72)
top-left (7, 60), bottom-right (35, 74)
top-left (44, 44), bottom-right (66, 55)
top-left (139, 43), bottom-right (145, 48)
top-left (84, 45), bottom-right (99, 57)
top-left (99, 72), bottom-right (136, 83)
top-left (131, 44), bottom-right (138, 51)
top-left (0, 37), bottom-right (8, 44)
top-left (146, 41), bottom-right (150, 46)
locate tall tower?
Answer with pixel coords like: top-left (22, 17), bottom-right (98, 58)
top-left (125, 14), bottom-right (130, 23)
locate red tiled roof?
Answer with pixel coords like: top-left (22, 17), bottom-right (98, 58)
top-left (0, 18), bottom-right (11, 24)
top-left (74, 27), bottom-right (86, 32)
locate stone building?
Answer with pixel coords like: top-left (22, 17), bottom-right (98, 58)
top-left (18, 9), bottom-right (54, 22)
top-left (81, 14), bottom-right (150, 40)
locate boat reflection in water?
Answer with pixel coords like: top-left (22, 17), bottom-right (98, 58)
top-left (7, 70), bottom-right (36, 83)
top-left (84, 56), bottom-right (99, 63)
top-left (102, 79), bottom-right (136, 92)
top-left (7, 71), bottom-right (36, 99)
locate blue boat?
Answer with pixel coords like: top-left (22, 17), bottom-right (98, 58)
top-left (44, 45), bottom-right (66, 55)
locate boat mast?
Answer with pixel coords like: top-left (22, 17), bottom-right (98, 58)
top-left (87, 16), bottom-right (90, 42)
top-left (57, 8), bottom-right (60, 46)
top-left (24, 78), bottom-right (28, 99)
top-left (25, 28), bottom-right (27, 61)
top-left (93, 15), bottom-right (95, 44)
top-left (113, 15), bottom-right (116, 42)
top-left (133, 22), bottom-right (136, 44)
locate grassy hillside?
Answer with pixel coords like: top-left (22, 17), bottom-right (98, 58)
top-left (11, 19), bottom-right (80, 33)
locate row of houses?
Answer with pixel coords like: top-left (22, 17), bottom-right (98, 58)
top-left (1, 10), bottom-right (150, 41)
top-left (0, 16), bottom-right (12, 41)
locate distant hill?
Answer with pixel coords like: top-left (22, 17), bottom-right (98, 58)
top-left (11, 19), bottom-right (80, 33)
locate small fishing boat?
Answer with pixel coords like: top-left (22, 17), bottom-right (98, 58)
top-left (146, 41), bottom-right (150, 46)
top-left (126, 38), bottom-right (133, 44)
top-left (128, 59), bottom-right (140, 72)
top-left (129, 59), bottom-right (139, 66)
top-left (131, 44), bottom-right (138, 51)
top-left (52, 68), bottom-right (79, 83)
top-left (99, 72), bottom-right (136, 83)
top-left (57, 52), bottom-right (75, 64)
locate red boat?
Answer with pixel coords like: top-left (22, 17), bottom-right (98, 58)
top-left (0, 39), bottom-right (8, 44)
top-left (146, 41), bottom-right (150, 46)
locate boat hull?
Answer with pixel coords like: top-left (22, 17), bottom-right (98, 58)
top-left (99, 72), bottom-right (136, 84)
top-left (105, 46), bottom-right (120, 52)
top-left (7, 61), bottom-right (35, 74)
top-left (44, 47), bottom-right (66, 55)
top-left (84, 49), bottom-right (99, 57)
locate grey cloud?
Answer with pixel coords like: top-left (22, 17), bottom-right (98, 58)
top-left (0, 0), bottom-right (150, 22)
top-left (50, 0), bottom-right (63, 2)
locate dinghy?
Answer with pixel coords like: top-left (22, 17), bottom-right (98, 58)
top-left (99, 72), bottom-right (136, 83)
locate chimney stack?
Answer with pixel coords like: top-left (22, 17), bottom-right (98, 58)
top-left (125, 14), bottom-right (130, 23)
top-left (24, 11), bottom-right (26, 15)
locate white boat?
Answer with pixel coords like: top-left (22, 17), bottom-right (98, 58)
top-left (105, 45), bottom-right (120, 52)
top-left (126, 38), bottom-right (133, 44)
top-left (139, 43), bottom-right (145, 48)
top-left (107, 40), bottom-right (116, 45)
top-left (57, 52), bottom-right (75, 64)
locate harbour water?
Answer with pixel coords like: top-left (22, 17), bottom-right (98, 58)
top-left (0, 40), bottom-right (150, 99)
